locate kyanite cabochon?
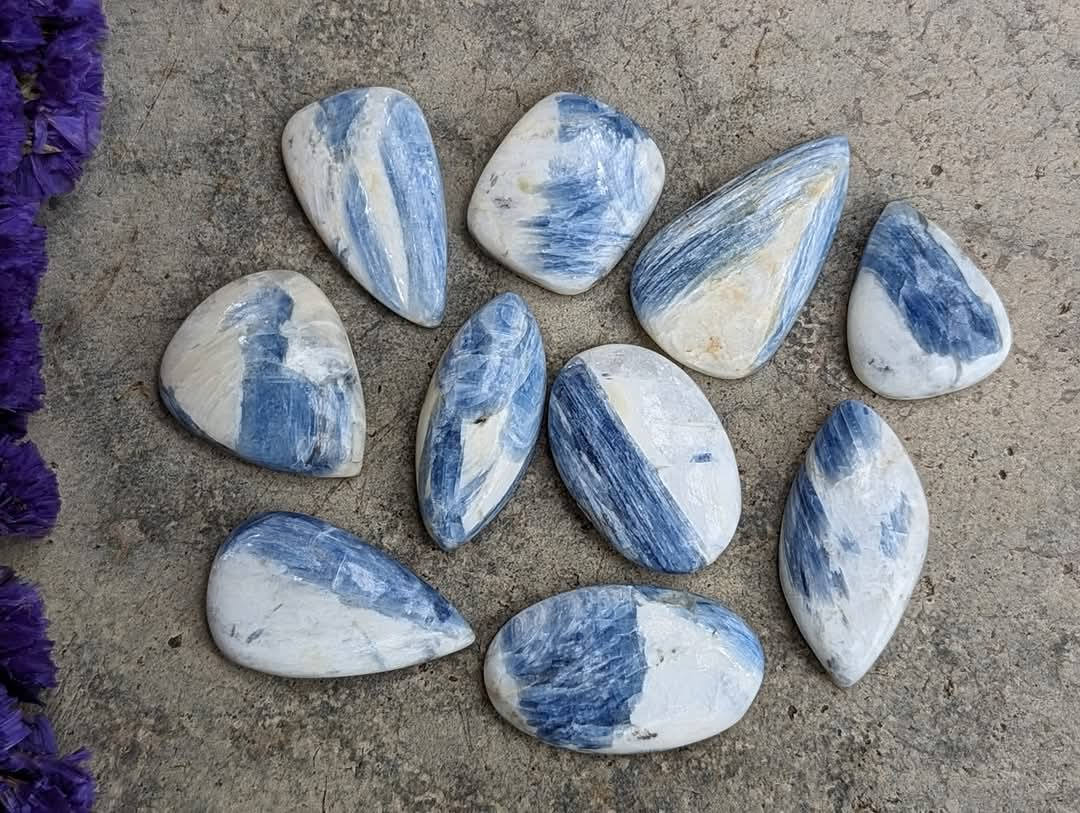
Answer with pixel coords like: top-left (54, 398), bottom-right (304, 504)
top-left (547, 344), bottom-right (741, 573)
top-left (468, 92), bottom-right (665, 295)
top-left (484, 585), bottom-right (764, 753)
top-left (159, 270), bottom-right (365, 477)
top-left (416, 292), bottom-right (546, 551)
top-left (848, 201), bottom-right (1012, 399)
top-left (283, 87), bottom-right (448, 327)
top-left (206, 512), bottom-right (475, 678)
top-left (779, 400), bottom-right (928, 687)
top-left (632, 135), bottom-right (849, 378)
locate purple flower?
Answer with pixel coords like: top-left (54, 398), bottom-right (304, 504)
top-left (0, 63), bottom-right (24, 176)
top-left (0, 571), bottom-right (94, 811)
top-left (0, 567), bottom-right (56, 703)
top-left (0, 688), bottom-right (28, 753)
top-left (16, 39), bottom-right (104, 200)
top-left (0, 2), bottom-right (45, 65)
top-left (0, 437), bottom-right (59, 540)
top-left (0, 307), bottom-right (44, 416)
top-left (27, 0), bottom-right (106, 26)
top-left (0, 203), bottom-right (47, 311)
top-left (0, 203), bottom-right (47, 426)
top-left (0, 1), bottom-right (106, 202)
top-left (0, 712), bottom-right (95, 813)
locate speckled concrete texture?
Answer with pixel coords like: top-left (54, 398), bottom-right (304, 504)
top-left (7, 1), bottom-right (1079, 810)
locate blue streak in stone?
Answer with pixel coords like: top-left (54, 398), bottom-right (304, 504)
top-left (879, 494), bottom-right (911, 559)
top-left (813, 399), bottom-right (881, 481)
top-left (498, 586), bottom-right (647, 750)
top-left (488, 585), bottom-right (765, 752)
top-left (862, 202), bottom-right (1001, 361)
top-left (783, 400), bottom-right (887, 601)
top-left (782, 471), bottom-right (849, 602)
top-left (631, 136), bottom-right (849, 376)
top-left (224, 512), bottom-right (468, 631)
top-left (225, 286), bottom-right (353, 475)
top-left (632, 137), bottom-right (848, 323)
top-left (379, 92), bottom-right (448, 321)
top-left (557, 94), bottom-right (639, 142)
top-left (527, 94), bottom-right (655, 284)
top-left (340, 165), bottom-right (399, 310)
top-left (315, 91), bottom-right (401, 315)
top-left (778, 399), bottom-right (929, 686)
top-left (316, 91), bottom-right (364, 156)
top-left (304, 88), bottom-right (446, 326)
top-left (418, 293), bottom-right (545, 549)
top-left (547, 359), bottom-right (704, 572)
top-left (759, 145), bottom-right (849, 365)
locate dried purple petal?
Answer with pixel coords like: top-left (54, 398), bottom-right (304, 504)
top-left (0, 437), bottom-right (59, 540)
top-left (0, 0), bottom-right (107, 202)
top-left (0, 712), bottom-right (95, 813)
top-left (0, 308), bottom-right (44, 415)
top-left (16, 711), bottom-right (56, 756)
top-left (0, 688), bottom-right (28, 753)
top-left (0, 203), bottom-right (47, 311)
top-left (0, 566), bottom-right (56, 703)
top-left (28, 0), bottom-right (107, 28)
top-left (0, 63), bottom-right (24, 176)
top-left (0, 573), bottom-right (94, 811)
top-left (0, 2), bottom-right (46, 61)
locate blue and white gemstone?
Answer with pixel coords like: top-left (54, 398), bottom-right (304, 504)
top-left (416, 293), bottom-right (546, 551)
top-left (282, 87), bottom-right (447, 327)
top-left (467, 92), bottom-right (665, 295)
top-left (206, 512), bottom-right (475, 678)
top-left (548, 344), bottom-right (741, 573)
top-left (484, 585), bottom-right (764, 753)
top-left (848, 201), bottom-right (1012, 399)
top-left (632, 136), bottom-right (850, 378)
top-left (159, 270), bottom-right (365, 477)
top-left (779, 400), bottom-right (928, 687)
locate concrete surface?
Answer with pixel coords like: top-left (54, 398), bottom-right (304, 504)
top-left (7, 0), bottom-right (1079, 810)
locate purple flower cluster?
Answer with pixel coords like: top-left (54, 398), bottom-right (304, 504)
top-left (0, 567), bottom-right (94, 811)
top-left (0, 0), bottom-right (107, 202)
top-left (1, 0), bottom-right (105, 540)
top-left (0, 2), bottom-right (104, 807)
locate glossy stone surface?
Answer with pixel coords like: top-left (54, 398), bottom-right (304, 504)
top-left (282, 87), bottom-right (447, 327)
top-left (159, 270), bottom-right (365, 477)
top-left (548, 344), bottom-right (741, 573)
top-left (468, 92), bottom-right (665, 295)
top-left (485, 585), bottom-right (764, 754)
top-left (779, 400), bottom-right (928, 687)
top-left (848, 202), bottom-right (1012, 400)
top-left (632, 135), bottom-right (849, 378)
top-left (416, 293), bottom-right (545, 551)
top-left (207, 512), bottom-right (475, 678)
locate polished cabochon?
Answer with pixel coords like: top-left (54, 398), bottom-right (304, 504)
top-left (207, 512), bottom-right (475, 678)
top-left (484, 585), bottom-right (764, 753)
top-left (779, 400), bottom-right (929, 687)
top-left (159, 270), bottom-right (366, 477)
top-left (283, 87), bottom-right (448, 327)
top-left (848, 201), bottom-right (1012, 399)
top-left (632, 135), bottom-right (850, 378)
top-left (416, 293), bottom-right (546, 551)
top-left (468, 92), bottom-right (665, 295)
top-left (548, 344), bottom-right (741, 573)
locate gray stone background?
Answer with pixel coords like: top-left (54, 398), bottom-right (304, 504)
top-left (6, 0), bottom-right (1079, 810)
